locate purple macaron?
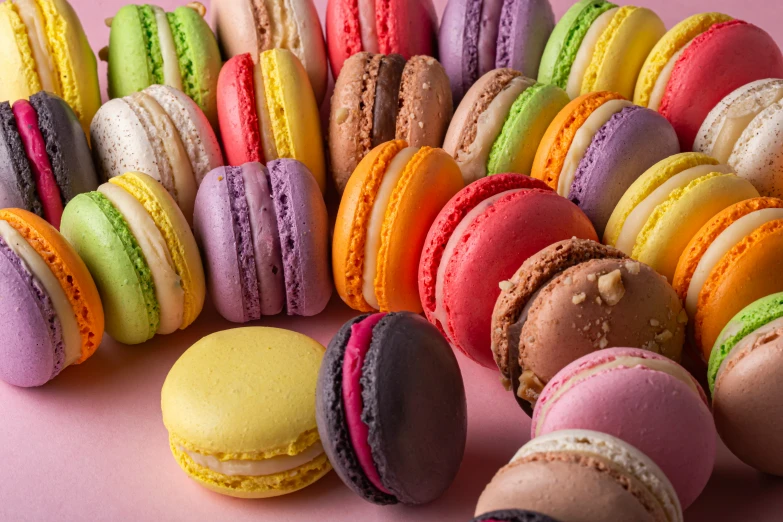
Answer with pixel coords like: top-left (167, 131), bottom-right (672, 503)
top-left (439, 0), bottom-right (555, 103)
top-left (193, 160), bottom-right (331, 322)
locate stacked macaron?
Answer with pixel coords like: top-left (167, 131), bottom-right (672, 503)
top-left (90, 84), bottom-right (223, 223)
top-left (0, 0), bottom-right (100, 133)
top-left (61, 172), bottom-right (205, 345)
top-left (443, 68), bottom-right (569, 183)
top-left (217, 49), bottom-right (325, 193)
top-left (0, 208), bottom-right (103, 387)
top-left (604, 152), bottom-right (759, 281)
top-left (105, 2), bottom-right (221, 127)
top-left (194, 160), bottom-right (331, 321)
top-left (329, 53), bottom-right (453, 192)
top-left (333, 140), bottom-right (463, 314)
top-left (538, 1), bottom-right (665, 100)
top-left (532, 91), bottom-right (679, 235)
top-left (419, 175), bottom-right (597, 368)
top-left (326, 0), bottom-right (438, 78)
top-left (1, 91), bottom-right (98, 229)
top-left (634, 14), bottom-right (783, 149)
top-left (709, 293), bottom-right (783, 477)
top-left (695, 79), bottom-right (783, 198)
top-left (439, 0), bottom-right (555, 102)
top-left (210, 0), bottom-right (328, 105)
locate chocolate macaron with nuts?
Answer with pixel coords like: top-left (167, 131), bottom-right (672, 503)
top-left (491, 239), bottom-right (686, 414)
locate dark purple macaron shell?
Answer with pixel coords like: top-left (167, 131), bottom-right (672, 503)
top-left (567, 105), bottom-right (680, 237)
top-left (0, 102), bottom-right (41, 216)
top-left (472, 509), bottom-right (562, 522)
top-left (316, 312), bottom-right (468, 505)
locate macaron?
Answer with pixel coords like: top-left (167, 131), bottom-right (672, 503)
top-left (326, 0), bottom-right (438, 79)
top-left (333, 140), bottom-right (463, 314)
top-left (316, 312), bottom-right (467, 505)
top-left (709, 293), bottom-right (783, 476)
top-left (90, 84), bottom-right (224, 223)
top-left (162, 327), bottom-right (331, 498)
top-left (194, 160), bottom-right (331, 321)
top-left (532, 348), bottom-right (715, 509)
top-left (1, 92), bottom-right (98, 229)
top-left (438, 0), bottom-right (555, 103)
top-left (475, 430), bottom-right (683, 522)
top-left (443, 68), bottom-right (569, 183)
top-left (694, 78), bottom-right (783, 198)
top-left (419, 175), bottom-right (597, 369)
top-left (217, 50), bottom-right (326, 193)
top-left (531, 91), bottom-right (679, 236)
top-left (329, 53), bottom-right (453, 193)
top-left (60, 172), bottom-right (205, 345)
top-left (603, 152), bottom-right (759, 282)
top-left (472, 511), bottom-right (561, 522)
top-left (639, 19), bottom-right (783, 150)
top-left (0, 208), bottom-right (103, 387)
top-left (537, 1), bottom-right (665, 100)
top-left (210, 0), bottom-right (328, 105)
top-left (492, 239), bottom-right (686, 413)
top-left (673, 197), bottom-right (783, 362)
top-left (0, 0), bottom-right (100, 134)
top-left (105, 2), bottom-right (221, 127)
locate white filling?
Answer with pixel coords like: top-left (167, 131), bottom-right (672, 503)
top-left (557, 99), bottom-right (632, 196)
top-left (647, 40), bottom-right (693, 112)
top-left (362, 147), bottom-right (417, 309)
top-left (685, 208), bottom-right (783, 317)
top-left (13, 0), bottom-right (57, 92)
top-left (566, 8), bottom-right (618, 99)
top-left (356, 0), bottom-right (379, 53)
top-left (183, 441), bottom-right (324, 477)
top-left (98, 184), bottom-right (184, 335)
top-left (151, 5), bottom-right (183, 92)
top-left (433, 190), bottom-right (521, 343)
top-left (615, 164), bottom-right (734, 255)
top-left (0, 220), bottom-right (81, 367)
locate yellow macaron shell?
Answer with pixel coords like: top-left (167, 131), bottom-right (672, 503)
top-left (259, 48), bottom-right (326, 193)
top-left (580, 6), bottom-right (666, 99)
top-left (0, 1), bottom-right (42, 100)
top-left (634, 13), bottom-right (733, 108)
top-left (109, 172), bottom-right (205, 329)
top-left (161, 327), bottom-right (330, 498)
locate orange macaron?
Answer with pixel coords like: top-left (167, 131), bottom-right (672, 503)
top-left (333, 140), bottom-right (464, 313)
top-left (673, 197), bottom-right (783, 360)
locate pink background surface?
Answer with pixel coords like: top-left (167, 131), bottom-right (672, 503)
top-left (2, 0), bottom-right (783, 520)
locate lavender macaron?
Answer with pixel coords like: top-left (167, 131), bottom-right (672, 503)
top-left (439, 0), bottom-right (555, 103)
top-left (194, 160), bottom-right (332, 321)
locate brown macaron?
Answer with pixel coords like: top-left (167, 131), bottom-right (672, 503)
top-left (491, 239), bottom-right (686, 414)
top-left (329, 53), bottom-right (452, 193)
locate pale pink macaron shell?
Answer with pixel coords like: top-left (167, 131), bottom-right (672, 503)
top-left (532, 347), bottom-right (715, 509)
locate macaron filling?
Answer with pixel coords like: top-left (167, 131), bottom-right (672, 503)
top-left (566, 7), bottom-right (618, 98)
top-left (13, 0), bottom-right (58, 93)
top-left (259, 51), bottom-right (294, 160)
top-left (12, 100), bottom-right (63, 228)
top-left (361, 147), bottom-right (417, 309)
top-left (150, 5), bottom-right (183, 91)
top-left (180, 441), bottom-right (325, 477)
top-left (137, 5), bottom-right (165, 86)
top-left (646, 39), bottom-right (694, 112)
top-left (686, 209), bottom-right (783, 317)
top-left (371, 54), bottom-right (405, 147)
top-left (341, 313), bottom-right (392, 495)
top-left (166, 9), bottom-right (198, 103)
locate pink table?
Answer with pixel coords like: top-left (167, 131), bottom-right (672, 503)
top-left (2, 1), bottom-right (783, 520)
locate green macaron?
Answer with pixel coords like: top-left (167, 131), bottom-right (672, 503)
top-left (107, 3), bottom-right (221, 126)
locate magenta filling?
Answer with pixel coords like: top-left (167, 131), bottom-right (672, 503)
top-left (341, 313), bottom-right (391, 494)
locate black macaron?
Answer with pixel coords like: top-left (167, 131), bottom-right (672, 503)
top-left (316, 312), bottom-right (467, 505)
top-left (471, 509), bottom-right (562, 522)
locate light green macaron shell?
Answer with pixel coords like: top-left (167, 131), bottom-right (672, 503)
top-left (61, 192), bottom-right (160, 345)
top-left (708, 292), bottom-right (783, 393)
top-left (108, 5), bottom-right (163, 99)
top-left (538, 0), bottom-right (617, 88)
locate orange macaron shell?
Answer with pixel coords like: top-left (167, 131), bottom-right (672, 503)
top-left (531, 91), bottom-right (626, 188)
top-left (695, 219), bottom-right (783, 360)
top-left (0, 209), bottom-right (104, 362)
top-left (375, 147), bottom-right (463, 312)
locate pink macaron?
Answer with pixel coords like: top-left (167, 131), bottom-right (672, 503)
top-left (532, 347), bottom-right (716, 509)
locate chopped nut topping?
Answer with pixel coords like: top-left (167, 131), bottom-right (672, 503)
top-left (422, 82), bottom-right (430, 90)
top-left (677, 309), bottom-right (689, 325)
top-left (335, 107), bottom-right (350, 124)
top-left (644, 340), bottom-right (661, 353)
top-left (602, 321), bottom-right (610, 332)
top-left (572, 292), bottom-right (586, 304)
top-left (650, 319), bottom-right (660, 327)
top-left (418, 121), bottom-right (424, 129)
top-left (564, 276), bottom-right (573, 285)
top-left (595, 296), bottom-right (603, 305)
top-left (526, 336), bottom-right (536, 344)
top-left (655, 330), bottom-right (673, 343)
top-left (517, 370), bottom-right (544, 403)
top-left (587, 273), bottom-right (597, 282)
top-left (625, 261), bottom-right (641, 275)
top-left (498, 280), bottom-right (514, 291)
top-left (500, 376), bottom-right (511, 391)
top-left (598, 269), bottom-right (625, 306)
top-left (494, 328), bottom-right (503, 335)
top-left (598, 337), bottom-right (609, 349)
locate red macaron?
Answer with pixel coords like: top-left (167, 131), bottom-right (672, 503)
top-left (659, 20), bottom-right (783, 150)
top-left (418, 174), bottom-right (598, 368)
top-left (217, 53), bottom-right (263, 166)
top-left (326, 0), bottom-right (439, 78)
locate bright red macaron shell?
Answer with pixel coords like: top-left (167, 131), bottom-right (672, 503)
top-left (419, 174), bottom-right (598, 368)
top-left (217, 53), bottom-right (264, 166)
top-left (659, 20), bottom-right (783, 150)
top-left (326, 0), bottom-right (439, 78)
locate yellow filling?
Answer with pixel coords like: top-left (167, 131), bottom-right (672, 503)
top-left (35, 0), bottom-right (80, 119)
top-left (581, 6), bottom-right (634, 95)
top-left (1, 2), bottom-right (42, 94)
top-left (260, 50), bottom-right (294, 160)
